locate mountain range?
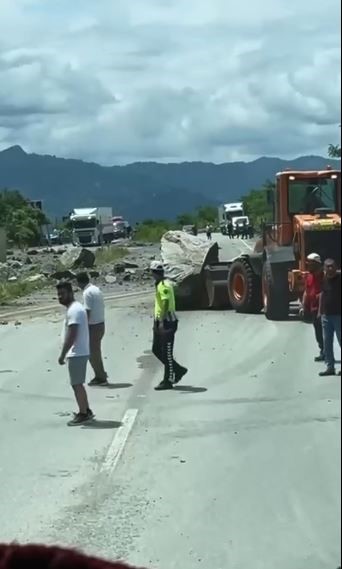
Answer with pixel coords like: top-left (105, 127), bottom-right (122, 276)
top-left (0, 145), bottom-right (340, 221)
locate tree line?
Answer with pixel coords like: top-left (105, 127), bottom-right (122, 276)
top-left (134, 206), bottom-right (218, 242)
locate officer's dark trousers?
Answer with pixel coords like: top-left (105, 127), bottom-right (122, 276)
top-left (152, 321), bottom-right (183, 383)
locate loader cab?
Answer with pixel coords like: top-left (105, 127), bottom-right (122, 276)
top-left (269, 169), bottom-right (341, 246)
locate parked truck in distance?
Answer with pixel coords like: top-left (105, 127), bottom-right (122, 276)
top-left (218, 202), bottom-right (245, 235)
top-left (218, 202), bottom-right (251, 236)
top-left (70, 207), bottom-right (113, 246)
top-left (218, 202), bottom-right (244, 227)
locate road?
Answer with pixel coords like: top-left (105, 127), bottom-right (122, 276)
top-left (0, 234), bottom-right (340, 569)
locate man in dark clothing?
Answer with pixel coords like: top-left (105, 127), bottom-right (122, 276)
top-left (227, 220), bottom-right (234, 239)
top-left (241, 219), bottom-right (248, 240)
top-left (319, 258), bottom-right (341, 376)
top-left (302, 253), bottom-right (324, 361)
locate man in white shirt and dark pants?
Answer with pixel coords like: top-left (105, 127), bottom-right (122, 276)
top-left (76, 272), bottom-right (108, 386)
top-left (57, 281), bottom-right (94, 426)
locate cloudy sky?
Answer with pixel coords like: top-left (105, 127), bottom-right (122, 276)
top-left (0, 0), bottom-right (340, 164)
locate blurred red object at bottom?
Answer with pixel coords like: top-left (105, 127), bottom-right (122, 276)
top-left (0, 544), bottom-right (148, 569)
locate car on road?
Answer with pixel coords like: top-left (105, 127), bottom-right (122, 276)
top-left (112, 220), bottom-right (132, 240)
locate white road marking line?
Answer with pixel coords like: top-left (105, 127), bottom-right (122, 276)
top-left (239, 239), bottom-right (254, 251)
top-left (101, 408), bottom-right (138, 475)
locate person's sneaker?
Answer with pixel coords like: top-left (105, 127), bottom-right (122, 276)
top-left (87, 408), bottom-right (95, 420)
top-left (67, 412), bottom-right (93, 426)
top-left (314, 354), bottom-right (325, 362)
top-left (154, 380), bottom-right (173, 391)
top-left (319, 368), bottom-right (336, 377)
top-left (88, 377), bottom-right (109, 386)
top-left (174, 366), bottom-right (188, 384)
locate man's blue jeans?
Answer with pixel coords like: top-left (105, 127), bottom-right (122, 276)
top-left (322, 315), bottom-right (341, 370)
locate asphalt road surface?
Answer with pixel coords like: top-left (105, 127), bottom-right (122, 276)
top-left (0, 234), bottom-right (340, 569)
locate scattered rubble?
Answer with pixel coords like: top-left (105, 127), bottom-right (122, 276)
top-left (0, 243), bottom-right (158, 309)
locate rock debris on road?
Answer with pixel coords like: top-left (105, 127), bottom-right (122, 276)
top-left (0, 241), bottom-right (160, 314)
top-left (0, 235), bottom-right (340, 569)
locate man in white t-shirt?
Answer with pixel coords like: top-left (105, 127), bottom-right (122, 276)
top-left (57, 281), bottom-right (94, 426)
top-left (76, 272), bottom-right (108, 386)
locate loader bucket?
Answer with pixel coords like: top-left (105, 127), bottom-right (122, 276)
top-left (204, 263), bottom-right (231, 309)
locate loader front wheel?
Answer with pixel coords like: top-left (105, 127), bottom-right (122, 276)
top-left (228, 258), bottom-right (263, 313)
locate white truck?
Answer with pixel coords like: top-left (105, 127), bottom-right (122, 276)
top-left (70, 207), bottom-right (113, 246)
top-left (218, 202), bottom-right (245, 232)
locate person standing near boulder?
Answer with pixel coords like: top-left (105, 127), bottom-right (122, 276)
top-left (301, 253), bottom-right (324, 362)
top-left (319, 258), bottom-right (341, 377)
top-left (57, 281), bottom-right (94, 426)
top-left (76, 272), bottom-right (108, 386)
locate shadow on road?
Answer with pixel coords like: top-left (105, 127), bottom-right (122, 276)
top-left (92, 382), bottom-right (133, 389)
top-left (82, 420), bottom-right (122, 430)
top-left (173, 385), bottom-right (207, 394)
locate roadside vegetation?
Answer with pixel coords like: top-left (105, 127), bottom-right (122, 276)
top-left (95, 246), bottom-right (128, 265)
top-left (0, 278), bottom-right (47, 306)
top-left (242, 180), bottom-right (274, 228)
top-left (134, 219), bottom-right (175, 242)
top-left (0, 189), bottom-right (49, 247)
top-left (134, 206), bottom-right (218, 242)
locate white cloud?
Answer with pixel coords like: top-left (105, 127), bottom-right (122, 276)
top-left (0, 0), bottom-right (340, 164)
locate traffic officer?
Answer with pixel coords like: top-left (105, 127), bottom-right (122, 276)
top-left (150, 261), bottom-right (187, 390)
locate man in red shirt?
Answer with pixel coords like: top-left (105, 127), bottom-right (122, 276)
top-left (302, 253), bottom-right (324, 361)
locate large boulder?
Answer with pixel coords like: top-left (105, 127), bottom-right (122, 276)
top-left (161, 230), bottom-right (219, 309)
top-left (60, 247), bottom-right (95, 270)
